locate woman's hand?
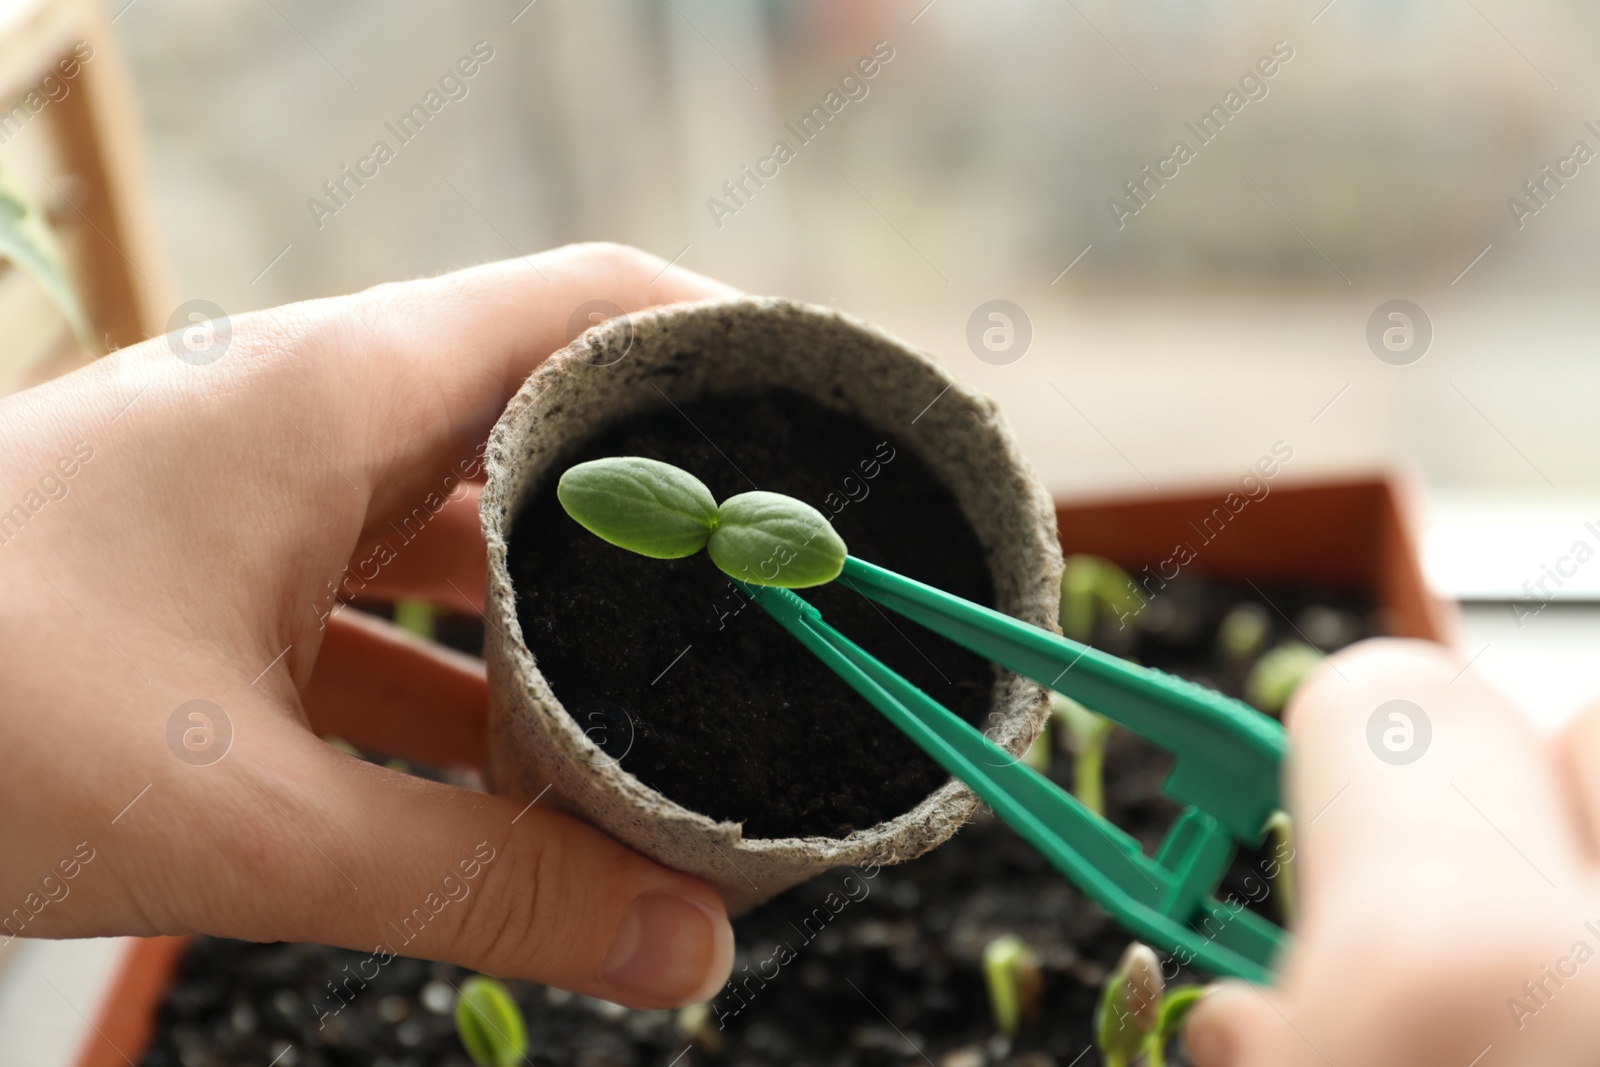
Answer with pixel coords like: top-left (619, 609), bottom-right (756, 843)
top-left (0, 243), bottom-right (738, 1010)
top-left (1188, 639), bottom-right (1600, 1067)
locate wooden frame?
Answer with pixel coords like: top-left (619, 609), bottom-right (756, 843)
top-left (0, 0), bottom-right (171, 388)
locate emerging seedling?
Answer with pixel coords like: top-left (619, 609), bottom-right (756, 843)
top-left (0, 162), bottom-right (96, 353)
top-left (1059, 554), bottom-right (1145, 646)
top-left (1095, 942), bottom-right (1204, 1067)
top-left (982, 933), bottom-right (1043, 1037)
top-left (1266, 810), bottom-right (1296, 922)
top-left (1096, 942), bottom-right (1162, 1067)
top-left (1244, 641), bottom-right (1324, 715)
top-left (558, 457), bottom-right (847, 588)
top-left (1216, 602), bottom-right (1271, 663)
top-left (394, 599), bottom-right (435, 640)
top-left (675, 1002), bottom-right (725, 1055)
top-left (454, 976), bottom-right (529, 1067)
top-left (1146, 985), bottom-right (1205, 1067)
top-left (1022, 718), bottom-right (1052, 773)
top-left (1049, 556), bottom-right (1138, 810)
top-left (1052, 693), bottom-right (1114, 816)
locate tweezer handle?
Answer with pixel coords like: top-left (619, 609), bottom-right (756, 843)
top-left (737, 577), bottom-right (1285, 983)
top-left (836, 557), bottom-right (1286, 842)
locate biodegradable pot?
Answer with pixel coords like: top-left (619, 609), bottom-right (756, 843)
top-left (479, 297), bottom-right (1062, 911)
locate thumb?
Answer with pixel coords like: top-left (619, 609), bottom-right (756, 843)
top-left (184, 726), bottom-right (734, 1010)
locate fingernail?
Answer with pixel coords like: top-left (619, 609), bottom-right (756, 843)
top-left (602, 893), bottom-right (734, 1005)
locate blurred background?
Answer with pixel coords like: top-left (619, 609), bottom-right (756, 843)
top-left (5, 1), bottom-right (1600, 1061)
top-left (8, 0), bottom-right (1600, 495)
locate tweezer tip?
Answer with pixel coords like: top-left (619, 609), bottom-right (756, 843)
top-left (734, 580), bottom-right (822, 623)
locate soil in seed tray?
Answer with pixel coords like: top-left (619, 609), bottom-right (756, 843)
top-left (507, 389), bottom-right (998, 840)
top-left (138, 580), bottom-right (1377, 1067)
top-left (135, 734), bottom-right (1220, 1067)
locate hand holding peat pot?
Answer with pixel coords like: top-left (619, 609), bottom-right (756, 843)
top-left (0, 245), bottom-right (754, 1012)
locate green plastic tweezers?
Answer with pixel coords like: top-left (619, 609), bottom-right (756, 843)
top-left (734, 555), bottom-right (1290, 983)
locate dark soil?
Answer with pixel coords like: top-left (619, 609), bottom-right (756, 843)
top-left (139, 579), bottom-right (1377, 1067)
top-left (506, 389), bottom-right (997, 839)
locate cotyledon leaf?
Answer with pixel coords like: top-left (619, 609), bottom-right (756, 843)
top-left (557, 456), bottom-right (719, 559)
top-left (707, 490), bottom-right (847, 589)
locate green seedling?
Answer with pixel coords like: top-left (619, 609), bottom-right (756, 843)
top-left (1095, 942), bottom-right (1205, 1067)
top-left (1147, 985), bottom-right (1206, 1067)
top-left (1216, 602), bottom-right (1271, 663)
top-left (1059, 554), bottom-right (1144, 645)
top-left (1096, 942), bottom-right (1162, 1067)
top-left (1266, 810), bottom-right (1295, 922)
top-left (1022, 718), bottom-right (1052, 773)
top-left (321, 735), bottom-right (363, 758)
top-left (558, 457), bottom-right (847, 588)
top-left (1052, 693), bottom-right (1114, 816)
top-left (676, 1002), bottom-right (724, 1055)
top-left (394, 599), bottom-right (435, 640)
top-left (1244, 641), bottom-right (1324, 715)
top-left (0, 162), bottom-right (95, 353)
top-left (982, 934), bottom-right (1043, 1037)
top-left (454, 976), bottom-right (528, 1067)
top-left (1046, 557), bottom-right (1137, 814)
top-left (1299, 604), bottom-right (1358, 650)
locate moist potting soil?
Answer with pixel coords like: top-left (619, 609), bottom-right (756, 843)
top-left (507, 389), bottom-right (997, 840)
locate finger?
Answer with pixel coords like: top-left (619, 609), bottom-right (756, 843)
top-left (1550, 697), bottom-right (1600, 862)
top-left (1283, 638), bottom-right (1582, 926)
top-left (303, 609), bottom-right (487, 767)
top-left (348, 243), bottom-right (739, 526)
top-left (32, 245), bottom-right (731, 666)
top-left (137, 715), bottom-right (734, 1010)
top-left (346, 481), bottom-right (486, 614)
top-left (1185, 983), bottom-right (1291, 1067)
